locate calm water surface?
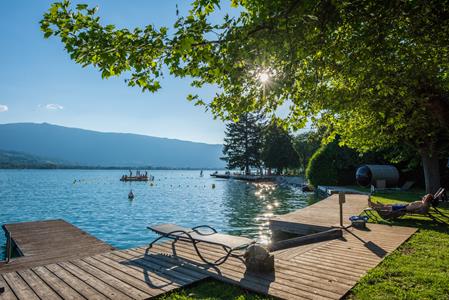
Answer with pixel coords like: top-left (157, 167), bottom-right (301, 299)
top-left (0, 170), bottom-right (317, 259)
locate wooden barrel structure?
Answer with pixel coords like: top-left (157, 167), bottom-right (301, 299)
top-left (356, 164), bottom-right (399, 187)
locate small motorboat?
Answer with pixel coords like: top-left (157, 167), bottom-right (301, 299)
top-left (128, 190), bottom-right (134, 200)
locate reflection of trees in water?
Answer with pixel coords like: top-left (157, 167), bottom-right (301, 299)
top-left (221, 181), bottom-right (317, 243)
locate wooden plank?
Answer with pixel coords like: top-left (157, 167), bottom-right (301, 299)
top-left (93, 253), bottom-right (185, 290)
top-left (274, 259), bottom-right (358, 285)
top-left (32, 266), bottom-right (84, 300)
top-left (115, 248), bottom-right (206, 282)
top-left (292, 254), bottom-right (370, 273)
top-left (149, 242), bottom-right (340, 300)
top-left (71, 258), bottom-right (152, 299)
top-left (58, 261), bottom-right (133, 300)
top-left (0, 274), bottom-right (18, 300)
top-left (109, 251), bottom-right (196, 286)
top-left (17, 269), bottom-right (62, 300)
top-left (2, 272), bottom-right (39, 300)
top-left (310, 246), bottom-right (382, 263)
top-left (46, 263), bottom-right (108, 300)
top-left (276, 256), bottom-right (362, 280)
top-left (274, 239), bottom-right (331, 260)
top-left (82, 256), bottom-right (159, 298)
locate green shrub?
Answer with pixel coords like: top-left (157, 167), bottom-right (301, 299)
top-left (306, 145), bottom-right (338, 186)
top-left (306, 139), bottom-right (363, 186)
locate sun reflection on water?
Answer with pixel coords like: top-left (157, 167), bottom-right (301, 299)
top-left (243, 181), bottom-right (314, 245)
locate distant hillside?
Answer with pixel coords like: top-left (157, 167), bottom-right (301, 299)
top-left (0, 149), bottom-right (62, 168)
top-left (0, 123), bottom-right (225, 168)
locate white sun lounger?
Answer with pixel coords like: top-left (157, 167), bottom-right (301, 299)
top-left (147, 223), bottom-right (255, 266)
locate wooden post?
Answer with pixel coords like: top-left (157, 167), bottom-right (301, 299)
top-left (6, 231), bottom-right (11, 263)
top-left (339, 192), bottom-right (346, 227)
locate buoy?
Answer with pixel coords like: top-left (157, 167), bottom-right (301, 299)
top-left (212, 184), bottom-right (216, 189)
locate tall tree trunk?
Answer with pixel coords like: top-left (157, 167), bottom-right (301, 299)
top-left (420, 149), bottom-right (441, 194)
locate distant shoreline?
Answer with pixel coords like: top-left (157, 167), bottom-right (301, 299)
top-left (0, 165), bottom-right (225, 171)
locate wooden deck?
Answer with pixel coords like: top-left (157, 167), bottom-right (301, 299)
top-left (0, 194), bottom-right (418, 299)
top-left (0, 220), bottom-right (115, 274)
top-left (0, 223), bottom-right (416, 300)
top-left (146, 223), bottom-right (416, 299)
top-left (270, 194), bottom-right (369, 236)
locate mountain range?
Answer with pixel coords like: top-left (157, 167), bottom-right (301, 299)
top-left (0, 123), bottom-right (225, 169)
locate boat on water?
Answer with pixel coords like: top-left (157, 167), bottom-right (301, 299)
top-left (121, 175), bottom-right (149, 182)
top-left (120, 170), bottom-right (153, 182)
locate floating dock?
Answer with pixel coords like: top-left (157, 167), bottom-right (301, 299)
top-left (0, 194), bottom-right (417, 299)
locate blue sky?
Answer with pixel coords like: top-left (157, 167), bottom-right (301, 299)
top-left (0, 1), bottom-right (238, 144)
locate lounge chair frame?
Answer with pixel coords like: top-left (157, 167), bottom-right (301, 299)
top-left (147, 225), bottom-right (255, 266)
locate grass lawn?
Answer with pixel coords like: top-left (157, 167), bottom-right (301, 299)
top-left (348, 190), bottom-right (449, 299)
top-left (157, 189), bottom-right (449, 300)
top-left (155, 279), bottom-right (272, 300)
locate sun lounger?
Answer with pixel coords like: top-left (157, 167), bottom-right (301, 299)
top-left (364, 188), bottom-right (448, 223)
top-left (147, 223), bottom-right (256, 266)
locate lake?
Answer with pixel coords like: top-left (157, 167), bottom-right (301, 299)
top-left (0, 170), bottom-right (317, 260)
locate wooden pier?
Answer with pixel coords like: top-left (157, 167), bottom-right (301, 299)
top-left (0, 194), bottom-right (418, 299)
top-left (0, 220), bottom-right (115, 274)
top-left (270, 194), bottom-right (370, 236)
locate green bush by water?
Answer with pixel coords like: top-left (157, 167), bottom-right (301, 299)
top-left (306, 139), bottom-right (362, 186)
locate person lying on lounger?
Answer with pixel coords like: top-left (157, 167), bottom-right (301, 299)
top-left (366, 188), bottom-right (448, 222)
top-left (369, 194), bottom-right (433, 215)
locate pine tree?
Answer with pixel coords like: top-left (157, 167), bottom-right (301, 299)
top-left (221, 114), bottom-right (263, 174)
top-left (262, 122), bottom-right (299, 175)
